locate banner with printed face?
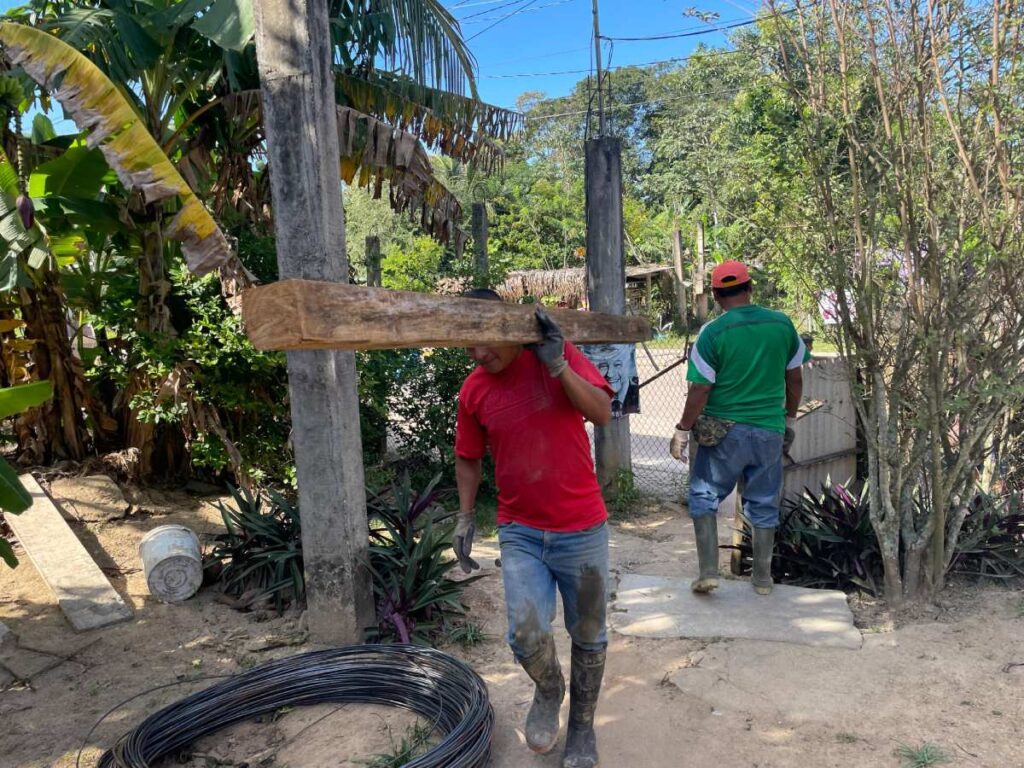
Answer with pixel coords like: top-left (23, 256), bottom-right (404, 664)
top-left (582, 343), bottom-right (640, 419)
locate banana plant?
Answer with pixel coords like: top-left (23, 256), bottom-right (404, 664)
top-left (0, 379), bottom-right (52, 567)
top-left (0, 22), bottom-right (230, 276)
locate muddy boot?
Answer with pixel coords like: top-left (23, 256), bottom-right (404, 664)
top-left (562, 644), bottom-right (606, 768)
top-left (690, 514), bottom-right (720, 593)
top-left (751, 526), bottom-right (776, 595)
top-left (518, 635), bottom-right (565, 753)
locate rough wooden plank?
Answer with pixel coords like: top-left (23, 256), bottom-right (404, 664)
top-left (242, 280), bottom-right (653, 351)
top-left (5, 476), bottom-right (132, 631)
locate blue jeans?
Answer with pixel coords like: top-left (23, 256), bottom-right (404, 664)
top-left (497, 521), bottom-right (609, 659)
top-left (688, 424), bottom-right (784, 528)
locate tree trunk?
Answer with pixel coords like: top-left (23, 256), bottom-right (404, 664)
top-left (17, 270), bottom-right (91, 462)
top-left (138, 216), bottom-right (175, 336)
top-left (128, 213), bottom-right (183, 481)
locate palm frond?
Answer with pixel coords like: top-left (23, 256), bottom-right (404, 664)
top-left (337, 70), bottom-right (522, 173)
top-left (337, 106), bottom-right (463, 244)
top-left (333, 0), bottom-right (478, 97)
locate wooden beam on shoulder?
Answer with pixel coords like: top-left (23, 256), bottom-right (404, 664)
top-left (242, 280), bottom-right (652, 351)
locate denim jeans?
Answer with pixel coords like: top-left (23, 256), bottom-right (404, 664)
top-left (497, 521), bottom-right (609, 659)
top-left (688, 423), bottom-right (784, 528)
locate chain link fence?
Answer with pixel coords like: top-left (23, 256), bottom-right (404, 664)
top-left (628, 345), bottom-right (690, 499)
top-left (379, 344), bottom-right (692, 500)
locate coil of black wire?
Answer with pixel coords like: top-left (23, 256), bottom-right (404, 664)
top-left (97, 644), bottom-right (494, 768)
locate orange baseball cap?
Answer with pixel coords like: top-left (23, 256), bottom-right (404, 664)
top-left (711, 260), bottom-right (752, 289)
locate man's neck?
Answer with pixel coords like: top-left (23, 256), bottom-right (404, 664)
top-left (721, 296), bottom-right (754, 311)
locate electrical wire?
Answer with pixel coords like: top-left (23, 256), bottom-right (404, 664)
top-left (458, 0), bottom-right (531, 21)
top-left (601, 8), bottom-right (798, 41)
top-left (467, 0), bottom-right (542, 40)
top-left (95, 645), bottom-right (494, 768)
top-left (461, 0), bottom-right (576, 24)
top-left (484, 47), bottom-right (750, 79)
top-left (524, 86), bottom-right (745, 121)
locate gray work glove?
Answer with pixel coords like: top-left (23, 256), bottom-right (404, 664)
top-left (452, 509), bottom-right (480, 574)
top-left (783, 416), bottom-right (797, 454)
top-left (669, 427), bottom-right (690, 462)
top-left (527, 306), bottom-right (568, 377)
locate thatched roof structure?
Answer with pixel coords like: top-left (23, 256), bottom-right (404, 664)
top-left (496, 265), bottom-right (672, 306)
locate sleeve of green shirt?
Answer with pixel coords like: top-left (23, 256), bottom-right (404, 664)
top-left (787, 322), bottom-right (811, 369)
top-left (686, 325), bottom-right (718, 384)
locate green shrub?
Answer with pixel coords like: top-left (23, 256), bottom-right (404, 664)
top-left (389, 347), bottom-right (475, 486)
top-left (949, 489), bottom-right (1024, 581)
top-left (365, 473), bottom-right (483, 644)
top-left (204, 485), bottom-right (304, 612)
top-left (731, 481), bottom-right (883, 595)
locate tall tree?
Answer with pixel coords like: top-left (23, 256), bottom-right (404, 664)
top-left (764, 0), bottom-right (1024, 603)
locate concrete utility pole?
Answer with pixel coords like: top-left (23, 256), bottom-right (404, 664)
top-left (585, 136), bottom-right (631, 489)
top-left (695, 219), bottom-right (708, 323)
top-left (365, 235), bottom-right (381, 288)
top-left (252, 0), bottom-right (374, 643)
top-left (592, 0), bottom-right (605, 136)
top-left (471, 202), bottom-right (488, 281)
top-left (671, 222), bottom-right (688, 334)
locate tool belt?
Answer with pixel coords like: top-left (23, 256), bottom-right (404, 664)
top-left (693, 414), bottom-right (736, 447)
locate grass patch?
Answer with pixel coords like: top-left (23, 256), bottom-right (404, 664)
top-left (608, 468), bottom-right (644, 519)
top-left (835, 732), bottom-right (859, 744)
top-left (364, 721), bottom-right (434, 768)
top-left (894, 742), bottom-right (952, 767)
top-left (447, 620), bottom-right (488, 648)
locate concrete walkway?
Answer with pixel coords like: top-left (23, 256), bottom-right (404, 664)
top-left (611, 574), bottom-right (862, 649)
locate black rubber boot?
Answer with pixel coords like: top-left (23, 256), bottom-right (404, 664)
top-left (690, 515), bottom-right (720, 593)
top-left (751, 526), bottom-right (776, 595)
top-left (518, 635), bottom-right (565, 753)
top-left (561, 644), bottom-right (606, 768)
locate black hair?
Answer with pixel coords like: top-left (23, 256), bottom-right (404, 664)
top-left (463, 288), bottom-right (502, 301)
top-left (712, 280), bottom-right (753, 299)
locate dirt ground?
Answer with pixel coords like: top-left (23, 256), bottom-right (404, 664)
top-left (1, 476), bottom-right (1023, 768)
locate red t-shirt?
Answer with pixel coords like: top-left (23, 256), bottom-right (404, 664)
top-left (455, 343), bottom-right (613, 532)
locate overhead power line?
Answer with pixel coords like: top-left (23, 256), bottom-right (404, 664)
top-left (466, 0), bottom-right (542, 40)
top-left (522, 86), bottom-right (745, 121)
top-left (485, 45), bottom-right (590, 66)
top-left (601, 8), bottom-right (797, 42)
top-left (483, 48), bottom-right (749, 79)
top-left (449, 0), bottom-right (512, 9)
top-left (461, 0), bottom-right (576, 23)
top-left (458, 0), bottom-right (531, 20)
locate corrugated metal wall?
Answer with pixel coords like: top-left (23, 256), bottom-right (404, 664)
top-left (783, 355), bottom-right (858, 500)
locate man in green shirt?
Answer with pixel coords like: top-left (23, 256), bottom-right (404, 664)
top-left (669, 261), bottom-right (809, 595)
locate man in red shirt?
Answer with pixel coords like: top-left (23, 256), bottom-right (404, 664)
top-left (453, 290), bottom-right (613, 768)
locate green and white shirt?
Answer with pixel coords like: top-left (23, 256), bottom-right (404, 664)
top-left (686, 304), bottom-right (811, 433)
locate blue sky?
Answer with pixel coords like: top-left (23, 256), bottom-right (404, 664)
top-left (0, 0), bottom-right (757, 116)
top-left (451, 0), bottom-right (760, 110)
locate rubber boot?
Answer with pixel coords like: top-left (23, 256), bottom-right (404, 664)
top-left (518, 635), bottom-right (565, 753)
top-left (690, 515), bottom-right (720, 593)
top-left (562, 644), bottom-right (606, 768)
top-left (751, 526), bottom-right (776, 595)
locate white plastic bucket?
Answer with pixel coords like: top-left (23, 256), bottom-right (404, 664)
top-left (138, 525), bottom-right (202, 603)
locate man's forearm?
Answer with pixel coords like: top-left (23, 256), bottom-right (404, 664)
top-left (455, 456), bottom-right (482, 513)
top-left (678, 383), bottom-right (712, 429)
top-left (558, 366), bottom-right (612, 426)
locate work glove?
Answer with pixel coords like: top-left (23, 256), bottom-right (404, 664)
top-left (527, 307), bottom-right (568, 377)
top-left (669, 426), bottom-right (690, 462)
top-left (783, 416), bottom-right (797, 454)
top-left (452, 509), bottom-right (480, 574)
